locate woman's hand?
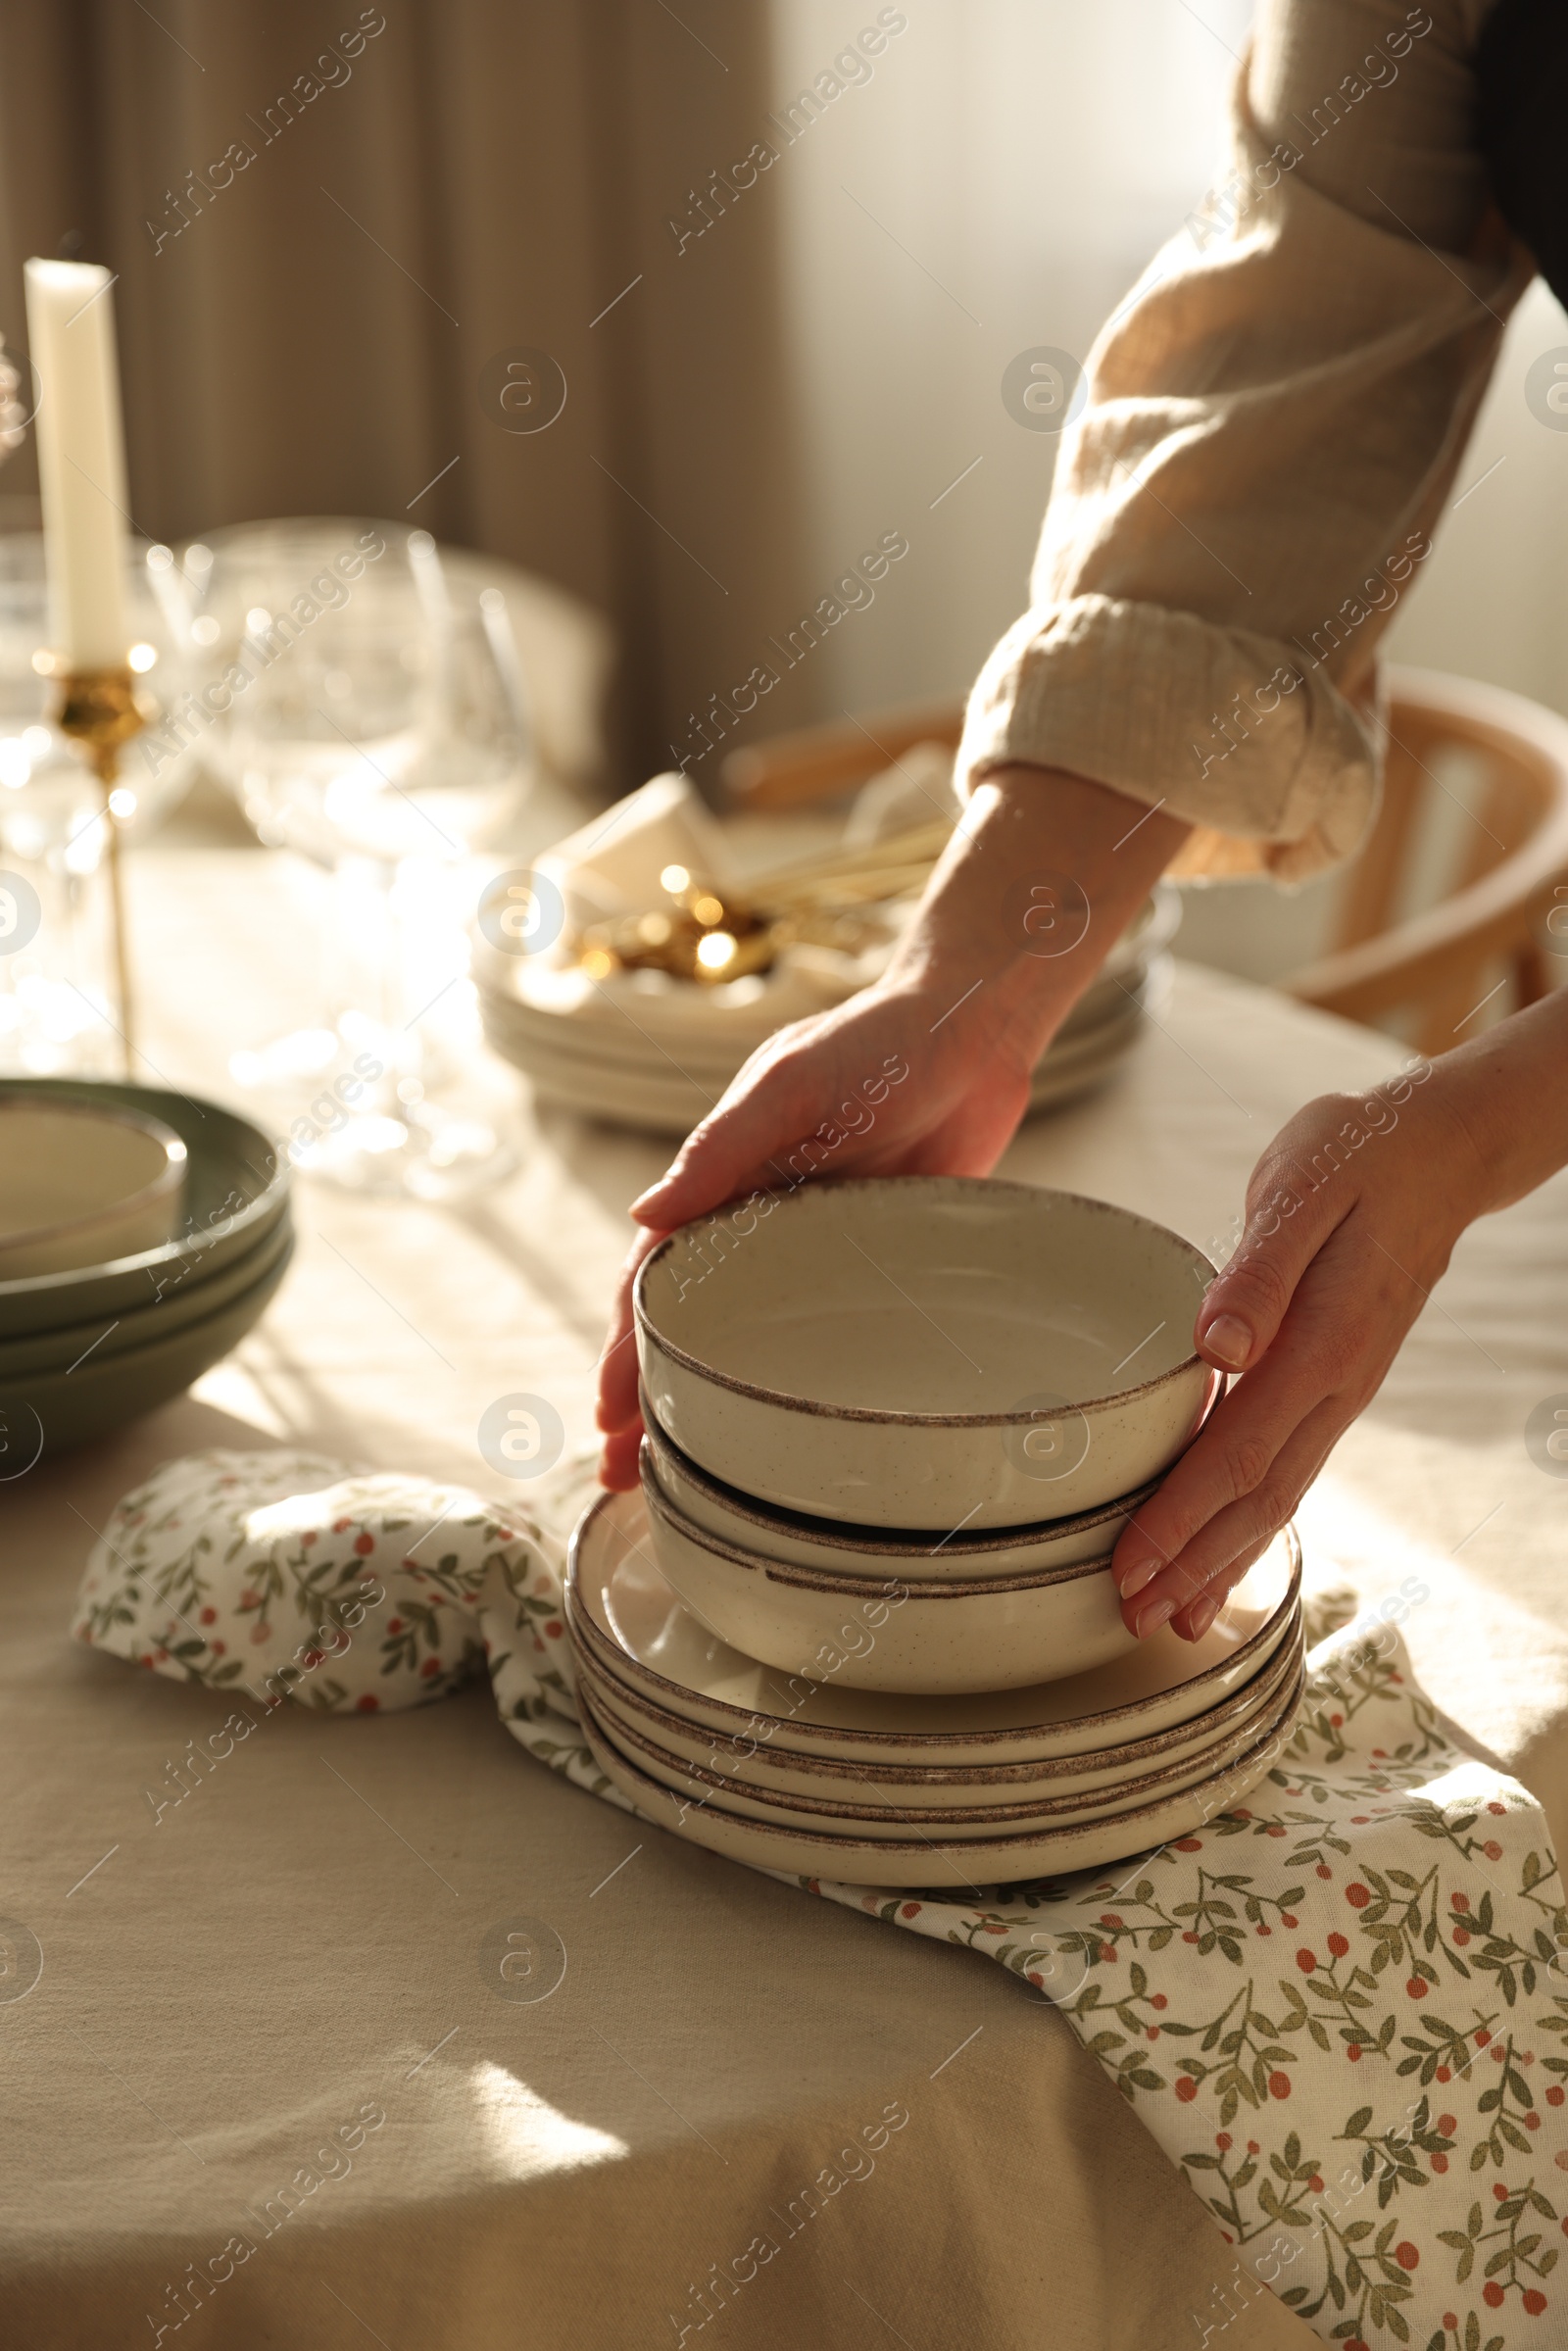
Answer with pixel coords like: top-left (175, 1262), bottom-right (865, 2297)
top-left (1107, 985), bottom-right (1568, 1642)
top-left (596, 763), bottom-right (1192, 1486)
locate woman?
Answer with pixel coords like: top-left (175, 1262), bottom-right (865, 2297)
top-left (598, 0), bottom-right (1568, 1642)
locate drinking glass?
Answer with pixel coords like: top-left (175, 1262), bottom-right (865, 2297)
top-left (197, 518), bottom-right (534, 1198)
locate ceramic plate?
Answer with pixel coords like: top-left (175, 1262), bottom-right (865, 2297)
top-left (483, 980), bottom-right (1154, 1138)
top-left (566, 1489), bottom-right (1301, 1766)
top-left (575, 1675), bottom-right (1297, 1890)
top-left (492, 1021), bottom-right (1147, 1135)
top-left (568, 1604), bottom-right (1302, 1804)
top-left (580, 1643), bottom-right (1304, 1837)
top-left (481, 954), bottom-right (1150, 1079)
top-left (476, 881), bottom-right (1180, 1049)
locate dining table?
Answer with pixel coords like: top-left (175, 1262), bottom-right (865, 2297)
top-left (3, 831), bottom-right (1566, 2351)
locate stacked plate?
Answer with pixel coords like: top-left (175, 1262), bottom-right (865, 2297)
top-left (476, 861), bottom-right (1178, 1137)
top-left (565, 1175), bottom-right (1305, 1886)
top-left (566, 1490), bottom-right (1303, 1888)
top-left (0, 1081), bottom-right (292, 1462)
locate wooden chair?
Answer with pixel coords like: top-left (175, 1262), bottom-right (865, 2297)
top-left (721, 666), bottom-right (1568, 1056)
top-left (721, 700), bottom-right (966, 808)
top-left (1283, 666), bottom-right (1568, 1053)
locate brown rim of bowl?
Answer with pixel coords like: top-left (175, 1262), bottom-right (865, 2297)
top-left (574, 1673), bottom-right (1298, 1859)
top-left (640, 1464), bottom-right (1124, 1596)
top-left (639, 1410), bottom-right (1165, 1560)
top-left (582, 1649), bottom-right (1305, 1827)
top-left (0, 1094), bottom-right (187, 1260)
top-left (569, 1608), bottom-right (1302, 1787)
top-left (633, 1177), bottom-right (1213, 1427)
top-left (565, 1490), bottom-right (1302, 1754)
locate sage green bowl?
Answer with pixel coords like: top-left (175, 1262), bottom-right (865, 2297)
top-left (0, 1231), bottom-right (294, 1466)
top-left (0, 1081), bottom-right (288, 1341)
top-left (0, 1208), bottom-right (293, 1380)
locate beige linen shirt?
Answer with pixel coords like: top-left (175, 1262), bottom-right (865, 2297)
top-left (959, 0), bottom-right (1534, 881)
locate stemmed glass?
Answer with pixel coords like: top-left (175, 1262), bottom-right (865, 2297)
top-left (196, 518), bottom-right (534, 1198)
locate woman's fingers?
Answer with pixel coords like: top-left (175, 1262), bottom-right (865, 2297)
top-left (1113, 1206), bottom-right (1432, 1639)
top-left (629, 1034), bottom-right (819, 1229)
top-left (631, 1008), bottom-right (918, 1231)
top-left (598, 1423), bottom-right (644, 1493)
top-left (1126, 1393), bottom-right (1350, 1639)
top-left (595, 1224), bottom-right (664, 1457)
top-left (1168, 1527), bottom-right (1276, 1643)
top-left (1196, 1114), bottom-right (1355, 1375)
top-left (1112, 1287), bottom-right (1348, 1611)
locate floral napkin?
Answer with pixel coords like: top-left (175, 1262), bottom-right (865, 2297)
top-left (75, 1449), bottom-right (1568, 2351)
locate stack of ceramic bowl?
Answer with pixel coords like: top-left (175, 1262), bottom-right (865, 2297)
top-left (565, 1176), bottom-right (1305, 1887)
top-left (0, 1082), bottom-right (292, 1461)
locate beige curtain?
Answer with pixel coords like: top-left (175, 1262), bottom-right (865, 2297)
top-left (0, 0), bottom-right (817, 788)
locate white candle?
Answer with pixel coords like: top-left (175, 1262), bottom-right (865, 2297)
top-left (24, 259), bottom-right (130, 670)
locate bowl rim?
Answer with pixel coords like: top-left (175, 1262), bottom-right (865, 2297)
top-left (640, 1459), bottom-right (1121, 1596)
top-left (0, 1082), bottom-right (288, 1307)
top-left (634, 1176), bottom-right (1211, 1427)
top-left (584, 1649), bottom-right (1306, 1828)
top-left (566, 1488), bottom-right (1302, 1751)
top-left (640, 1408), bottom-right (1162, 1558)
top-left (0, 1092), bottom-right (188, 1262)
top-left (570, 1613), bottom-right (1302, 1785)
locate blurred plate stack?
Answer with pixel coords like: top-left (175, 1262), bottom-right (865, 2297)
top-left (474, 765), bottom-right (1180, 1136)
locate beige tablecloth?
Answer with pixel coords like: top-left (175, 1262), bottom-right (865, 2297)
top-left (3, 847), bottom-right (1566, 2351)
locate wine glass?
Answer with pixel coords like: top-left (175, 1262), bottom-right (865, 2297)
top-left (196, 518), bottom-right (535, 1198)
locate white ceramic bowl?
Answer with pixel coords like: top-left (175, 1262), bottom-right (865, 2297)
top-left (570, 1605), bottom-right (1302, 1807)
top-left (579, 1641), bottom-right (1303, 1834)
top-left (576, 1678), bottom-right (1299, 1890)
top-left (0, 1096), bottom-right (186, 1279)
top-left (641, 1413), bottom-right (1161, 1583)
top-left (634, 1177), bottom-right (1216, 1528)
top-left (566, 1490), bottom-right (1302, 1767)
top-left (641, 1470), bottom-right (1138, 1692)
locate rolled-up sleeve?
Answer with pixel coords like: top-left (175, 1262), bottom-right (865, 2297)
top-left (959, 0), bottom-right (1533, 882)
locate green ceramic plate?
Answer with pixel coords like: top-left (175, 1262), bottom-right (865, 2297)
top-left (0, 1080), bottom-right (289, 1341)
top-left (0, 1207), bottom-right (293, 1380)
top-left (0, 1231), bottom-right (295, 1466)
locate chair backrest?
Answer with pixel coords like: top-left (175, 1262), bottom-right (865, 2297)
top-left (721, 700), bottom-right (964, 808)
top-left (1284, 666), bottom-right (1568, 1053)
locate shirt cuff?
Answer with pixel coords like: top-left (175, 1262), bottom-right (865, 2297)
top-left (956, 591), bottom-right (1380, 883)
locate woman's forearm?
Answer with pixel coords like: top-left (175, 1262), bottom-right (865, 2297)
top-left (1437, 984), bottom-right (1568, 1221)
top-left (883, 763), bottom-right (1191, 1053)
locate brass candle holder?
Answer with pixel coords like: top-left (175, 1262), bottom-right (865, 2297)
top-left (51, 663), bottom-right (150, 1077)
